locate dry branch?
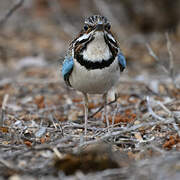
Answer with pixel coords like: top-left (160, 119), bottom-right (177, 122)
top-left (89, 94), bottom-right (117, 118)
top-left (165, 33), bottom-right (176, 87)
top-left (146, 34), bottom-right (177, 87)
top-left (0, 0), bottom-right (24, 26)
top-left (146, 96), bottom-right (165, 121)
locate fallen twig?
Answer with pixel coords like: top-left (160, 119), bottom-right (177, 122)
top-left (79, 118), bottom-right (174, 147)
top-left (0, 158), bottom-right (16, 170)
top-left (147, 96), bottom-right (180, 136)
top-left (146, 96), bottom-right (165, 121)
top-left (165, 33), bottom-right (176, 87)
top-left (89, 94), bottom-right (117, 118)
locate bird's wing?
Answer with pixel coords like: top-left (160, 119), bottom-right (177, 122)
top-left (62, 56), bottom-right (74, 86)
top-left (118, 52), bottom-right (126, 72)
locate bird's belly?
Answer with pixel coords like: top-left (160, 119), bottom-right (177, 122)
top-left (70, 60), bottom-right (120, 94)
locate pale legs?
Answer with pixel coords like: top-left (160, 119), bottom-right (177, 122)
top-left (83, 93), bottom-right (110, 135)
top-left (83, 93), bottom-right (88, 135)
top-left (103, 93), bottom-right (110, 132)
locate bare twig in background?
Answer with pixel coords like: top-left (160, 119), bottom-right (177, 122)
top-left (146, 34), bottom-right (177, 87)
top-left (145, 44), bottom-right (159, 61)
top-left (0, 0), bottom-right (24, 26)
top-left (146, 43), bottom-right (168, 74)
top-left (0, 94), bottom-right (9, 126)
top-left (165, 33), bottom-right (176, 87)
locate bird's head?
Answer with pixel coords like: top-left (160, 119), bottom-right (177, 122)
top-left (83, 15), bottom-right (111, 35)
top-left (72, 15), bottom-right (118, 53)
top-left (69, 15), bottom-right (119, 70)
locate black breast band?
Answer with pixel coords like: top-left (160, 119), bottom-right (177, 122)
top-left (74, 35), bottom-right (117, 70)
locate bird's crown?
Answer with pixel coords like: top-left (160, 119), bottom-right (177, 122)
top-left (85, 15), bottom-right (109, 26)
top-left (82, 15), bottom-right (111, 33)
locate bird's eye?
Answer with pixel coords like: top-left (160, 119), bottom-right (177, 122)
top-left (106, 24), bottom-right (111, 30)
top-left (84, 25), bottom-right (89, 31)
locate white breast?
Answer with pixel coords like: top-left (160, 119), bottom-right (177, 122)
top-left (69, 58), bottom-right (120, 94)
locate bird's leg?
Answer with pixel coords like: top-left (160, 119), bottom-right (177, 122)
top-left (83, 93), bottom-right (88, 135)
top-left (103, 93), bottom-right (110, 132)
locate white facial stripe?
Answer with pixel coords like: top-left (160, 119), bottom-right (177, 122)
top-left (107, 33), bottom-right (116, 43)
top-left (76, 33), bottom-right (91, 42)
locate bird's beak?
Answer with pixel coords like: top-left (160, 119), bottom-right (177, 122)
top-left (95, 22), bottom-right (104, 31)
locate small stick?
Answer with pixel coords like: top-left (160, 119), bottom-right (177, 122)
top-left (145, 43), bottom-right (159, 61)
top-left (146, 96), bottom-right (165, 121)
top-left (165, 32), bottom-right (176, 87)
top-left (146, 43), bottom-right (168, 74)
top-left (89, 94), bottom-right (117, 119)
top-left (53, 147), bottom-right (63, 159)
top-left (146, 34), bottom-right (177, 88)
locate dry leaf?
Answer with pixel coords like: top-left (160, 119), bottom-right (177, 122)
top-left (24, 141), bottom-right (32, 147)
top-left (34, 95), bottom-right (45, 109)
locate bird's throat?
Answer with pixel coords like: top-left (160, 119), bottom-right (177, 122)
top-left (82, 32), bottom-right (112, 62)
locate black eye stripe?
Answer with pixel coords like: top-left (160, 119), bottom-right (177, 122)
top-left (106, 24), bottom-right (111, 30)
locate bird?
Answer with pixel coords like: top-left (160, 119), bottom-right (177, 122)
top-left (62, 15), bottom-right (126, 135)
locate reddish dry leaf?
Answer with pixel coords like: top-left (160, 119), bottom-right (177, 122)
top-left (34, 95), bottom-right (45, 109)
top-left (77, 102), bottom-right (101, 110)
top-left (0, 127), bottom-right (9, 133)
top-left (57, 116), bottom-right (67, 122)
top-left (88, 102), bottom-right (101, 109)
top-left (40, 137), bottom-right (46, 144)
top-left (163, 135), bottom-right (180, 149)
top-left (103, 110), bottom-right (136, 125)
top-left (171, 88), bottom-right (180, 99)
top-left (77, 104), bottom-right (84, 109)
top-left (127, 151), bottom-right (136, 160)
top-left (94, 112), bottom-right (102, 119)
top-left (118, 94), bottom-right (129, 101)
top-left (72, 98), bottom-right (82, 103)
top-left (24, 141), bottom-right (32, 147)
top-left (19, 114), bottom-right (40, 121)
top-left (124, 109), bottom-right (132, 115)
top-left (58, 95), bottom-right (64, 101)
